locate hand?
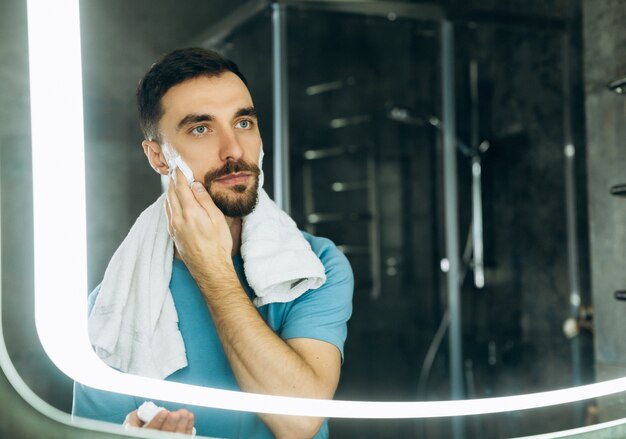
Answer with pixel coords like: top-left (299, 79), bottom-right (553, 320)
top-left (124, 408), bottom-right (195, 434)
top-left (165, 168), bottom-right (233, 272)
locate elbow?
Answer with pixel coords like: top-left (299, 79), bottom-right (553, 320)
top-left (274, 416), bottom-right (325, 439)
top-left (300, 416), bottom-right (325, 439)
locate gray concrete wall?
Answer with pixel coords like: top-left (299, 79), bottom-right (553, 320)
top-left (583, 0), bottom-right (626, 422)
top-left (0, 0), bottom-right (76, 413)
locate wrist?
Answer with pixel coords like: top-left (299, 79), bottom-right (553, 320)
top-left (190, 256), bottom-right (238, 294)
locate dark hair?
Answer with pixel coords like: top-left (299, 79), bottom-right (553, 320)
top-left (136, 47), bottom-right (248, 141)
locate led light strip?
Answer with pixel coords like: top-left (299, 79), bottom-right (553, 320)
top-left (25, 0), bottom-right (626, 422)
top-left (27, 0), bottom-right (92, 378)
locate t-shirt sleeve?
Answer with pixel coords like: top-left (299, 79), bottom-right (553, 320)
top-left (73, 284), bottom-right (140, 424)
top-left (72, 381), bottom-right (140, 424)
top-left (279, 236), bottom-right (354, 360)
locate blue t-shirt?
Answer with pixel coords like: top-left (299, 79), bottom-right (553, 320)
top-left (73, 232), bottom-right (353, 438)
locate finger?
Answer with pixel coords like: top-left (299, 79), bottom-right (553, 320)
top-left (167, 174), bottom-right (182, 217)
top-left (164, 196), bottom-right (174, 236)
top-left (185, 411), bottom-right (195, 435)
top-left (123, 410), bottom-right (143, 428)
top-left (144, 409), bottom-right (168, 430)
top-left (173, 167), bottom-right (198, 208)
top-left (173, 409), bottom-right (194, 434)
top-left (160, 410), bottom-right (181, 432)
top-left (166, 176), bottom-right (183, 237)
top-left (191, 181), bottom-right (224, 224)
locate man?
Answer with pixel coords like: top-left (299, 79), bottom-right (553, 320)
top-left (72, 48), bottom-right (353, 439)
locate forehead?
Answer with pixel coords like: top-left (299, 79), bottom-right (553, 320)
top-left (160, 72), bottom-right (253, 121)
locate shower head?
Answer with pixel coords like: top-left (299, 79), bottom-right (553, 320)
top-left (305, 77), bottom-right (356, 96)
top-left (387, 107), bottom-right (477, 157)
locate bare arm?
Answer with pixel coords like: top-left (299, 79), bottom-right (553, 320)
top-left (166, 171), bottom-right (341, 438)
top-left (194, 268), bottom-right (340, 438)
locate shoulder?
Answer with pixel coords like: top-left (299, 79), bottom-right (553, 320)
top-left (277, 232), bottom-right (353, 357)
top-left (301, 232), bottom-right (353, 284)
top-left (297, 232), bottom-right (354, 307)
top-left (301, 230), bottom-right (338, 255)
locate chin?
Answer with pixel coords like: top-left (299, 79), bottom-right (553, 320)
top-left (211, 188), bottom-right (258, 218)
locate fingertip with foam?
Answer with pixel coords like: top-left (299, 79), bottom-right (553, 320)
top-left (192, 181), bottom-right (205, 193)
top-left (174, 155), bottom-right (195, 187)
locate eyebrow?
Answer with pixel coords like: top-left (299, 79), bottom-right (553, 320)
top-left (176, 107), bottom-right (257, 132)
top-left (235, 106), bottom-right (257, 119)
top-left (176, 114), bottom-right (214, 131)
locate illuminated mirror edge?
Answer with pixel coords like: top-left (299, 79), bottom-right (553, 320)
top-left (21, 0), bottom-right (626, 429)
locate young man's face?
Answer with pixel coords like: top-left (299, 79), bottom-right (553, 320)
top-left (157, 72), bottom-right (262, 217)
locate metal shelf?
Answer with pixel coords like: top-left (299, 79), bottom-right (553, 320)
top-left (303, 144), bottom-right (361, 160)
top-left (336, 245), bottom-right (370, 255)
top-left (331, 181), bottom-right (369, 192)
top-left (306, 212), bottom-right (372, 224)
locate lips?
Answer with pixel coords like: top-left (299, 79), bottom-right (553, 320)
top-left (214, 172), bottom-right (252, 186)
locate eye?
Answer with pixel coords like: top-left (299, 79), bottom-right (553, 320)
top-left (236, 119), bottom-right (253, 129)
top-left (191, 125), bottom-right (208, 136)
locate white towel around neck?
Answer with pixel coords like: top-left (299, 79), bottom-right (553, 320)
top-left (88, 180), bottom-right (326, 379)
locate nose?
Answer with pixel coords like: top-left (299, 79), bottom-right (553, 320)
top-left (217, 128), bottom-right (244, 163)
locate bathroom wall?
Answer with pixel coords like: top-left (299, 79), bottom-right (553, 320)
top-left (0, 0), bottom-right (75, 412)
top-left (269, 4), bottom-right (591, 437)
top-left (582, 0), bottom-right (626, 423)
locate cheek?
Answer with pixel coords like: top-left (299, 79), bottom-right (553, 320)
top-left (237, 128), bottom-right (261, 146)
top-left (242, 137), bottom-right (262, 163)
top-left (184, 151), bottom-right (219, 180)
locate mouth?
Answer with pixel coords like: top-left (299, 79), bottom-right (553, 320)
top-left (213, 172), bottom-right (253, 186)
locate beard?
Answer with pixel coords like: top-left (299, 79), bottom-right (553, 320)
top-left (203, 159), bottom-right (261, 217)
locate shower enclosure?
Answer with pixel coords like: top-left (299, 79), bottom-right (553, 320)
top-left (191, 1), bottom-right (591, 437)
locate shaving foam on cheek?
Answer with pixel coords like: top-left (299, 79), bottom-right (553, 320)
top-left (258, 143), bottom-right (264, 189)
top-left (162, 143), bottom-right (194, 187)
top-left (171, 155), bottom-right (194, 186)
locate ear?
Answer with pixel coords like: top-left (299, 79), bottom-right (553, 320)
top-left (142, 140), bottom-right (169, 176)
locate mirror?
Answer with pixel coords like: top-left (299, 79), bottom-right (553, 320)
top-left (3, 0), bottom-right (625, 438)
